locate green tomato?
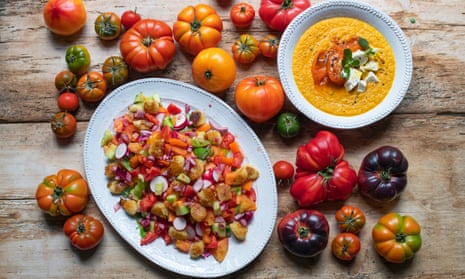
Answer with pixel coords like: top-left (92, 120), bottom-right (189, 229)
top-left (276, 112), bottom-right (301, 138)
top-left (65, 45), bottom-right (91, 76)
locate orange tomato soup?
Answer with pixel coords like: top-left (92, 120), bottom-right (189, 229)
top-left (292, 17), bottom-right (395, 116)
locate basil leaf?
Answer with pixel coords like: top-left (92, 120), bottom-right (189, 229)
top-left (358, 37), bottom-right (369, 50)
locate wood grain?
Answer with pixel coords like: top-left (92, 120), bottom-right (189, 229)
top-left (1, 0), bottom-right (464, 278)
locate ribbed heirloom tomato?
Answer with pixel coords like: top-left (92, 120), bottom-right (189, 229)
top-left (120, 19), bottom-right (176, 73)
top-left (234, 76), bottom-right (285, 123)
top-left (173, 4), bottom-right (223, 56)
top-left (192, 48), bottom-right (236, 94)
top-left (35, 169), bottom-right (89, 216)
top-left (43, 0), bottom-right (87, 36)
top-left (64, 214), bottom-right (104, 250)
top-left (335, 205), bottom-right (366, 234)
top-left (259, 0), bottom-right (311, 32)
top-left (372, 212), bottom-right (422, 263)
top-left (230, 2), bottom-right (256, 28)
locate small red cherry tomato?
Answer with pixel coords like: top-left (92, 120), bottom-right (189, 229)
top-left (57, 92), bottom-right (79, 112)
top-left (121, 8), bottom-right (141, 30)
top-left (64, 214), bottom-right (104, 250)
top-left (273, 160), bottom-right (294, 181)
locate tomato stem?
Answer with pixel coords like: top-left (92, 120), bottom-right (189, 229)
top-left (396, 232), bottom-right (406, 243)
top-left (282, 0), bottom-right (294, 9)
top-left (380, 168), bottom-right (392, 182)
top-left (297, 225), bottom-right (309, 239)
top-left (52, 186), bottom-right (63, 202)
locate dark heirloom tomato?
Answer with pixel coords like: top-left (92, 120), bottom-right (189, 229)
top-left (358, 146), bottom-right (409, 202)
top-left (64, 214), bottom-right (104, 250)
top-left (372, 212), bottom-right (422, 263)
top-left (277, 209), bottom-right (329, 257)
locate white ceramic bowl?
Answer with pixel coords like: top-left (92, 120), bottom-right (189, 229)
top-left (278, 0), bottom-right (412, 129)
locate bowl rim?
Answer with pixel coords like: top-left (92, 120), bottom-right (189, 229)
top-left (278, 0), bottom-right (413, 129)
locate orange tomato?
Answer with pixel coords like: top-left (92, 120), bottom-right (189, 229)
top-left (77, 71), bottom-right (107, 102)
top-left (331, 233), bottom-right (361, 261)
top-left (173, 4), bottom-right (223, 56)
top-left (43, 0), bottom-right (87, 36)
top-left (120, 19), bottom-right (176, 73)
top-left (231, 34), bottom-right (260, 64)
top-left (335, 205), bottom-right (366, 234)
top-left (258, 34), bottom-right (280, 59)
top-left (64, 214), bottom-right (104, 250)
top-left (372, 212), bottom-right (422, 263)
top-left (234, 76), bottom-right (285, 123)
top-left (35, 169), bottom-right (89, 216)
top-left (192, 48), bottom-right (236, 94)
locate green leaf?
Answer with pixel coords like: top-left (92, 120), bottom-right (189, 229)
top-left (358, 37), bottom-right (369, 50)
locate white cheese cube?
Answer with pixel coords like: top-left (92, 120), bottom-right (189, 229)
top-left (365, 71), bottom-right (380, 83)
top-left (352, 50), bottom-right (368, 65)
top-left (357, 80), bottom-right (367, 92)
top-left (344, 68), bottom-right (362, 91)
top-left (361, 61), bottom-right (379, 72)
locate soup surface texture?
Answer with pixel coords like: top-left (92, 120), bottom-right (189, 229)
top-left (292, 17), bottom-right (395, 116)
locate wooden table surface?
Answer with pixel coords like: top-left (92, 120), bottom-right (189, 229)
top-left (1, 0), bottom-right (464, 278)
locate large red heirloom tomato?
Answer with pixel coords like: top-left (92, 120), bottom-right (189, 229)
top-left (120, 19), bottom-right (176, 73)
top-left (259, 0), bottom-right (311, 32)
top-left (234, 76), bottom-right (285, 123)
top-left (43, 0), bottom-right (87, 36)
top-left (35, 169), bottom-right (89, 216)
top-left (173, 4), bottom-right (223, 56)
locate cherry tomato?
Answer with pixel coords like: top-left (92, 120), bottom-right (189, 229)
top-left (331, 232), bottom-right (361, 261)
top-left (273, 160), bottom-right (294, 182)
top-left (230, 2), bottom-right (255, 28)
top-left (77, 71), bottom-right (107, 102)
top-left (94, 12), bottom-right (122, 40)
top-left (276, 112), bottom-right (301, 138)
top-left (51, 111), bottom-right (77, 139)
top-left (231, 34), bottom-right (259, 64)
top-left (57, 92), bottom-right (79, 112)
top-left (54, 70), bottom-right (77, 92)
top-left (64, 214), bottom-right (104, 250)
top-left (121, 8), bottom-right (141, 30)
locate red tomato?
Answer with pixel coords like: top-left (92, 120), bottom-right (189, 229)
top-left (331, 233), bottom-right (361, 261)
top-left (50, 111), bottom-right (77, 139)
top-left (119, 19), bottom-right (176, 73)
top-left (43, 0), bottom-right (87, 36)
top-left (234, 76), bottom-right (285, 123)
top-left (64, 214), bottom-right (104, 250)
top-left (258, 0), bottom-right (311, 32)
top-left (230, 2), bottom-right (255, 28)
top-left (273, 160), bottom-right (294, 180)
top-left (57, 92), bottom-right (79, 112)
top-left (121, 8), bottom-right (142, 30)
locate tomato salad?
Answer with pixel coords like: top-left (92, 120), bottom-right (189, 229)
top-left (101, 93), bottom-right (259, 262)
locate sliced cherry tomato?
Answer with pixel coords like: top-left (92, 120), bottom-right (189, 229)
top-left (51, 112), bottom-right (77, 139)
top-left (121, 8), bottom-right (141, 30)
top-left (167, 103), bottom-right (182, 114)
top-left (57, 92), bottom-right (79, 112)
top-left (331, 232), bottom-right (361, 261)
